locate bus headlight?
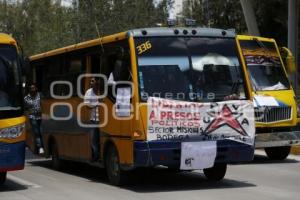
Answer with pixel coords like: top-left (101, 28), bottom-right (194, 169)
top-left (0, 124), bottom-right (25, 139)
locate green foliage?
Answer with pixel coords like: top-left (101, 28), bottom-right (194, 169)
top-left (253, 0), bottom-right (288, 46)
top-left (0, 0), bottom-right (172, 55)
top-left (74, 0), bottom-right (173, 40)
top-left (181, 0), bottom-right (247, 33)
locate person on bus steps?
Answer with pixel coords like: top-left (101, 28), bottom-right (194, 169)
top-left (24, 83), bottom-right (44, 154)
top-left (84, 78), bottom-right (101, 162)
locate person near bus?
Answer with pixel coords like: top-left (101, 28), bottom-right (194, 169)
top-left (84, 78), bottom-right (101, 162)
top-left (24, 83), bottom-right (44, 154)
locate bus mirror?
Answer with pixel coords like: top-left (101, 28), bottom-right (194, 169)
top-left (280, 47), bottom-right (296, 74)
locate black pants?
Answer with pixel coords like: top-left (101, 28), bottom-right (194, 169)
top-left (90, 121), bottom-right (100, 160)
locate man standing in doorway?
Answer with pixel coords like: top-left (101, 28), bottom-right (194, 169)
top-left (84, 78), bottom-right (101, 162)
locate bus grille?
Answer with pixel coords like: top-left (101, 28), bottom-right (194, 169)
top-left (255, 106), bottom-right (292, 123)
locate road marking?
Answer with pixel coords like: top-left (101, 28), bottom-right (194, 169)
top-left (7, 174), bottom-right (42, 188)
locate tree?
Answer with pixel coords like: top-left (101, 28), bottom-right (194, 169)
top-left (181, 0), bottom-right (247, 33)
top-left (0, 0), bottom-right (173, 55)
top-left (253, 0), bottom-right (288, 46)
top-left (71, 0), bottom-right (173, 41)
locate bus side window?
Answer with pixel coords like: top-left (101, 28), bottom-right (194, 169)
top-left (106, 46), bottom-right (132, 101)
top-left (41, 57), bottom-right (62, 98)
top-left (91, 54), bottom-right (101, 74)
top-left (35, 65), bottom-right (44, 94)
top-left (63, 54), bottom-right (85, 97)
top-left (110, 47), bottom-right (131, 82)
top-left (90, 53), bottom-right (106, 95)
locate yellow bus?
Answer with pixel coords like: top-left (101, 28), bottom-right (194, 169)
top-left (28, 27), bottom-right (256, 185)
top-left (0, 33), bottom-right (26, 184)
top-left (236, 35), bottom-right (300, 160)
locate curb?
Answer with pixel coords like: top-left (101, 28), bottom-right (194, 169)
top-left (291, 146), bottom-right (300, 155)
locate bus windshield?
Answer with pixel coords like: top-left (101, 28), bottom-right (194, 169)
top-left (135, 37), bottom-right (246, 102)
top-left (0, 44), bottom-right (22, 116)
top-left (239, 40), bottom-right (290, 91)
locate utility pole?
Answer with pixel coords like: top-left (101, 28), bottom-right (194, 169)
top-left (288, 0), bottom-right (299, 94)
top-left (240, 0), bottom-right (260, 36)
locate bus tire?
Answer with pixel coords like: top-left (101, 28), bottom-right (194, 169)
top-left (51, 142), bottom-right (63, 170)
top-left (105, 145), bottom-right (128, 186)
top-left (203, 163), bottom-right (227, 181)
top-left (265, 146), bottom-right (291, 160)
top-left (167, 166), bottom-right (181, 173)
top-left (0, 172), bottom-right (7, 185)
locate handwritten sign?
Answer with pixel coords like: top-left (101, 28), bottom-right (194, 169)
top-left (147, 97), bottom-right (255, 145)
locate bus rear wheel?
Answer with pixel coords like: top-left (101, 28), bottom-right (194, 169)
top-left (51, 142), bottom-right (63, 170)
top-left (105, 145), bottom-right (129, 186)
top-left (203, 163), bottom-right (227, 181)
top-left (0, 172), bottom-right (7, 185)
top-left (264, 146), bottom-right (291, 160)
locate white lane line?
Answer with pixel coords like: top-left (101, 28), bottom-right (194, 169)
top-left (255, 150), bottom-right (300, 161)
top-left (7, 174), bottom-right (42, 188)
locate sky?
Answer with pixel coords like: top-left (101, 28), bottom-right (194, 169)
top-left (61, 0), bottom-right (72, 7)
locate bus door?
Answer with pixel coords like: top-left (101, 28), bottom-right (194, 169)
top-left (100, 44), bottom-right (134, 164)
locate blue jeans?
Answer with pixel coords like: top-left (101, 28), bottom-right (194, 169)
top-left (90, 121), bottom-right (100, 160)
top-left (29, 119), bottom-right (43, 149)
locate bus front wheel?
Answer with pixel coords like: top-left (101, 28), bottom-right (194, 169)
top-left (203, 163), bottom-right (227, 181)
top-left (0, 172), bottom-right (7, 185)
top-left (265, 146), bottom-right (291, 160)
top-left (105, 145), bottom-right (129, 186)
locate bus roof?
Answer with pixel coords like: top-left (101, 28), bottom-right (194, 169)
top-left (129, 27), bottom-right (235, 38)
top-left (30, 27), bottom-right (235, 61)
top-left (30, 31), bottom-right (128, 61)
top-left (0, 33), bottom-right (17, 45)
top-left (237, 35), bottom-right (275, 43)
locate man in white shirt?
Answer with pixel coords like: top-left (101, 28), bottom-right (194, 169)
top-left (84, 78), bottom-right (101, 161)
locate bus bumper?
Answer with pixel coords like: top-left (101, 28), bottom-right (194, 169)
top-left (0, 142), bottom-right (25, 172)
top-left (255, 131), bottom-right (300, 148)
top-left (134, 140), bottom-right (254, 168)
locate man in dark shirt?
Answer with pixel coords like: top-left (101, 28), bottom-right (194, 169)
top-left (24, 84), bottom-right (44, 154)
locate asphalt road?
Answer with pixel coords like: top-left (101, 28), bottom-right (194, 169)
top-left (1, 150), bottom-right (300, 200)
